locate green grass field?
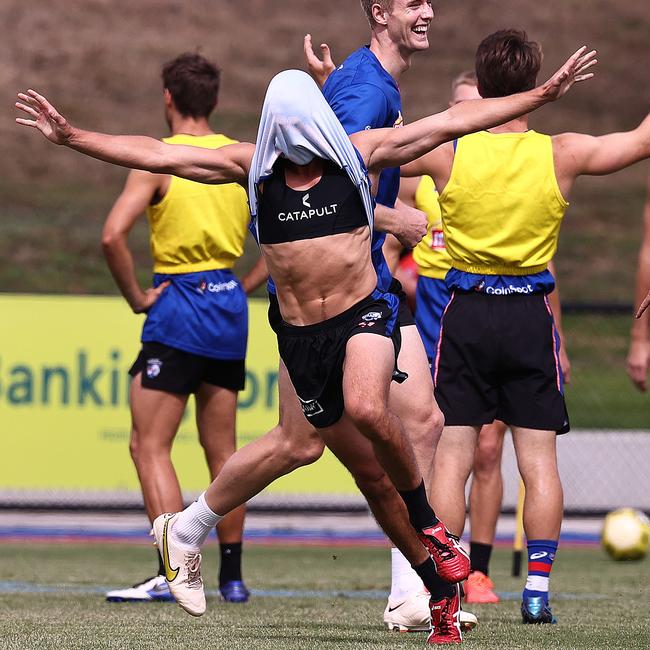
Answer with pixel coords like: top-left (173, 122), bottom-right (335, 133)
top-left (1, 543), bottom-right (648, 649)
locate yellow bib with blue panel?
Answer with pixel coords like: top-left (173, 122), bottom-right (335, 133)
top-left (147, 133), bottom-right (250, 274)
top-left (412, 175), bottom-right (452, 280)
top-left (439, 131), bottom-right (568, 276)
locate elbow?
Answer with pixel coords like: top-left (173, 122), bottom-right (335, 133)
top-left (101, 230), bottom-right (123, 255)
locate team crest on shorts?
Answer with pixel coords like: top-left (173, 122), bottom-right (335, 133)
top-left (298, 397), bottom-right (324, 418)
top-left (146, 358), bottom-right (163, 379)
top-left (362, 311), bottom-right (382, 321)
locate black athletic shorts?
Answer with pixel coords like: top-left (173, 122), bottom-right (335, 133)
top-left (129, 341), bottom-right (246, 394)
top-left (276, 290), bottom-right (402, 428)
top-left (434, 292), bottom-right (569, 434)
top-left (389, 277), bottom-right (416, 327)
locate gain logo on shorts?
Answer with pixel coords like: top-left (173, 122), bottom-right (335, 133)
top-left (362, 311), bottom-right (382, 322)
top-left (298, 397), bottom-right (324, 418)
top-left (146, 358), bottom-right (163, 379)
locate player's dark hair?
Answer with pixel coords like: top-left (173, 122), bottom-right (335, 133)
top-left (162, 53), bottom-right (220, 118)
top-left (360, 0), bottom-right (393, 27)
top-left (475, 30), bottom-right (542, 98)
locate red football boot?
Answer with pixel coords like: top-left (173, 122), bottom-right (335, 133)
top-left (427, 584), bottom-right (462, 645)
top-left (418, 524), bottom-right (470, 583)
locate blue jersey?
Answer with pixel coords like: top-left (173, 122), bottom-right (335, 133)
top-left (323, 46), bottom-right (403, 291)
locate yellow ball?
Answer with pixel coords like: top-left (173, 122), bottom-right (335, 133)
top-left (602, 508), bottom-right (650, 561)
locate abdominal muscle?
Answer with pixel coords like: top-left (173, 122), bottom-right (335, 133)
top-left (262, 226), bottom-right (376, 326)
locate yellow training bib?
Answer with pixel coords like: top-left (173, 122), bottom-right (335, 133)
top-left (440, 131), bottom-right (568, 276)
top-left (147, 133), bottom-right (250, 274)
top-left (412, 175), bottom-right (452, 280)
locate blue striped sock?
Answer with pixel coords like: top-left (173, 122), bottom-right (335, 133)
top-left (522, 539), bottom-right (558, 604)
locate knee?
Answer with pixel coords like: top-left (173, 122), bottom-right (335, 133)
top-left (473, 440), bottom-right (503, 478)
top-left (128, 431), bottom-right (140, 464)
top-left (276, 427), bottom-right (325, 470)
top-left (410, 401), bottom-right (445, 451)
top-left (346, 399), bottom-right (387, 439)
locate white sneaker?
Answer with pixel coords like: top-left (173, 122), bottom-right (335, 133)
top-left (460, 608), bottom-right (478, 631)
top-left (384, 591), bottom-right (479, 633)
top-left (152, 512), bottom-right (206, 617)
top-left (384, 591), bottom-right (430, 632)
top-left (105, 575), bottom-right (174, 602)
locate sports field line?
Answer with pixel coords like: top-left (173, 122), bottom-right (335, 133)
top-left (0, 580), bottom-right (606, 601)
top-left (0, 526), bottom-right (601, 546)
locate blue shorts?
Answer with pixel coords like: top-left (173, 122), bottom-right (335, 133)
top-left (415, 276), bottom-right (451, 365)
top-left (141, 268), bottom-right (248, 360)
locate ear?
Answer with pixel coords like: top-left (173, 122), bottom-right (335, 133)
top-left (371, 2), bottom-right (388, 26)
top-left (163, 88), bottom-right (173, 108)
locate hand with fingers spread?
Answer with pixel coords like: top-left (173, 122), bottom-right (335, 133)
top-left (15, 89), bottom-right (74, 144)
top-left (541, 46), bottom-right (598, 101)
top-left (304, 34), bottom-right (336, 88)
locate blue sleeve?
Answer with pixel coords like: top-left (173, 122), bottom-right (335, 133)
top-left (326, 84), bottom-right (390, 135)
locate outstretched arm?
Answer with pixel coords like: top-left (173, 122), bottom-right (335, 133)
top-left (553, 114), bottom-right (650, 192)
top-left (16, 89), bottom-right (254, 184)
top-left (353, 47), bottom-right (597, 172)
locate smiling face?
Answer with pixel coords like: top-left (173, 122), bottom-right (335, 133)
top-left (381, 0), bottom-right (434, 54)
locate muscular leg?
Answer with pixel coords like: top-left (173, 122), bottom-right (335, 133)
top-left (429, 425), bottom-right (480, 537)
top-left (203, 361), bottom-right (324, 514)
top-left (320, 414), bottom-right (454, 602)
top-left (129, 372), bottom-right (188, 523)
top-left (194, 384), bottom-right (245, 544)
top-left (318, 415), bottom-right (428, 567)
top-left (343, 334), bottom-right (421, 492)
top-left (468, 421), bottom-right (507, 546)
top-left (512, 427), bottom-right (563, 612)
top-left (511, 428), bottom-right (563, 540)
top-left (389, 325), bottom-right (444, 487)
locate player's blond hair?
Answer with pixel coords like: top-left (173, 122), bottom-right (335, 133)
top-left (451, 70), bottom-right (478, 94)
top-left (360, 0), bottom-right (394, 27)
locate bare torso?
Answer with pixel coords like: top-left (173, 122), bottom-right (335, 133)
top-left (259, 158), bottom-right (377, 326)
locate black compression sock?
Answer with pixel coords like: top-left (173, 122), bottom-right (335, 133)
top-left (470, 541), bottom-right (493, 576)
top-left (414, 558), bottom-right (455, 600)
top-left (157, 547), bottom-right (165, 577)
top-left (398, 480), bottom-right (439, 530)
top-left (219, 542), bottom-right (243, 585)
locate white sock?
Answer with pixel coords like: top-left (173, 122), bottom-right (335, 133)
top-left (171, 492), bottom-right (223, 550)
top-left (389, 547), bottom-right (425, 601)
top-left (525, 574), bottom-right (550, 593)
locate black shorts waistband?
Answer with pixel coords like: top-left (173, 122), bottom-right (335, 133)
top-left (279, 291), bottom-right (382, 336)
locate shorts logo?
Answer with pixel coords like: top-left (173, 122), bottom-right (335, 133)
top-left (146, 358), bottom-right (163, 379)
top-left (362, 311), bottom-right (382, 322)
top-left (298, 397), bottom-right (324, 418)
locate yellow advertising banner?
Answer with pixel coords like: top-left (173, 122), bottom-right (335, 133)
top-left (0, 294), bottom-right (357, 495)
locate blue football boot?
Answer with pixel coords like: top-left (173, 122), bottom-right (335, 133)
top-left (219, 580), bottom-right (250, 603)
top-left (521, 596), bottom-right (557, 624)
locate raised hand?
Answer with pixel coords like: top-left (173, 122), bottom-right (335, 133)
top-left (15, 89), bottom-right (73, 144)
top-left (304, 33), bottom-right (336, 88)
top-left (541, 46), bottom-right (598, 101)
